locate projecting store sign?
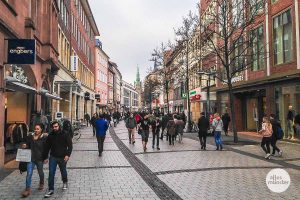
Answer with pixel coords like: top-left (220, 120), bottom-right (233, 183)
top-left (70, 56), bottom-right (78, 72)
top-left (7, 39), bottom-right (36, 64)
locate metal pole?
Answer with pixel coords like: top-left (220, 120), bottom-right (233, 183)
top-left (207, 75), bottom-right (210, 116)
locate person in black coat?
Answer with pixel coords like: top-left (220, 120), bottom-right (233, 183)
top-left (270, 114), bottom-right (282, 156)
top-left (221, 112), bottom-right (231, 136)
top-left (90, 113), bottom-right (98, 136)
top-left (197, 112), bottom-right (210, 150)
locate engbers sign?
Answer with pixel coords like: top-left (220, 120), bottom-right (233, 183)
top-left (7, 39), bottom-right (36, 64)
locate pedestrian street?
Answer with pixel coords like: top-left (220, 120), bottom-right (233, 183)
top-left (0, 122), bottom-right (299, 200)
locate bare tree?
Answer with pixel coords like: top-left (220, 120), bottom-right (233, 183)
top-left (150, 42), bottom-right (177, 114)
top-left (174, 10), bottom-right (199, 131)
top-left (143, 73), bottom-right (161, 112)
top-left (199, 0), bottom-right (267, 142)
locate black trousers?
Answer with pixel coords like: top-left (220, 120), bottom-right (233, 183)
top-left (169, 135), bottom-right (175, 145)
top-left (261, 137), bottom-right (271, 154)
top-left (152, 128), bottom-right (160, 147)
top-left (96, 136), bottom-right (106, 154)
top-left (271, 136), bottom-right (280, 154)
top-left (92, 126), bottom-right (96, 136)
top-left (199, 134), bottom-right (207, 148)
top-left (161, 126), bottom-right (166, 139)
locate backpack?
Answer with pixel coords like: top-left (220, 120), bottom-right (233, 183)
top-left (276, 127), bottom-right (284, 140)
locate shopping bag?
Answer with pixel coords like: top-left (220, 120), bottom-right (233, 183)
top-left (16, 149), bottom-right (31, 162)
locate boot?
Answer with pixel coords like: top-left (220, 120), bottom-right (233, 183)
top-left (22, 188), bottom-right (31, 198)
top-left (38, 182), bottom-right (44, 190)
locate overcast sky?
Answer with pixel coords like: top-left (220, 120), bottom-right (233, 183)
top-left (89, 0), bottom-right (198, 84)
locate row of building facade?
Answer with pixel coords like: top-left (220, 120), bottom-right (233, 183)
top-left (145, 0), bottom-right (300, 141)
top-left (0, 0), bottom-right (140, 167)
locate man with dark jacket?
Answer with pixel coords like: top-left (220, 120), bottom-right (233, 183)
top-left (90, 113), bottom-right (98, 136)
top-left (160, 114), bottom-right (169, 140)
top-left (95, 114), bottom-right (109, 156)
top-left (84, 113), bottom-right (91, 126)
top-left (126, 113), bottom-right (137, 144)
top-left (270, 114), bottom-right (283, 156)
top-left (43, 121), bottom-right (72, 198)
top-left (221, 112), bottom-right (231, 136)
top-left (198, 112), bottom-right (210, 150)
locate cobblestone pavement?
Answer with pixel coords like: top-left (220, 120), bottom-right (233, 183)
top-left (0, 121), bottom-right (299, 199)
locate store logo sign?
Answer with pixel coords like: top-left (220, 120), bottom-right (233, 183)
top-left (70, 56), bottom-right (78, 72)
top-left (7, 39), bottom-right (36, 64)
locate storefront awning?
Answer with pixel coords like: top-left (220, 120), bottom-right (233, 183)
top-left (40, 89), bottom-right (63, 100)
top-left (5, 77), bottom-right (37, 93)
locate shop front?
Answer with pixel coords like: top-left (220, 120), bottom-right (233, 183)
top-left (189, 88), bottom-right (201, 122)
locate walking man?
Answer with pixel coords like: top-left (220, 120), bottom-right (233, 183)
top-left (270, 114), bottom-right (283, 156)
top-left (198, 112), bottom-right (210, 150)
top-left (90, 113), bottom-right (98, 136)
top-left (126, 113), bottom-right (137, 144)
top-left (160, 114), bottom-right (169, 140)
top-left (151, 115), bottom-right (161, 150)
top-left (43, 121), bottom-right (73, 198)
top-left (221, 111), bottom-right (231, 136)
top-left (95, 114), bottom-right (109, 156)
top-left (84, 113), bottom-right (91, 127)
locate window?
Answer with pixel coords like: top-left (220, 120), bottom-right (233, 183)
top-left (231, 37), bottom-right (244, 72)
top-left (273, 9), bottom-right (293, 65)
top-left (232, 0), bottom-right (244, 27)
top-left (251, 25), bottom-right (265, 71)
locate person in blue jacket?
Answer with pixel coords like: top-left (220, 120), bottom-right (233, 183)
top-left (95, 114), bottom-right (109, 156)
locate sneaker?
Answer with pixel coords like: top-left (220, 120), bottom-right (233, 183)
top-left (157, 147), bottom-right (160, 150)
top-left (279, 150), bottom-right (283, 157)
top-left (62, 183), bottom-right (68, 190)
top-left (44, 190), bottom-right (54, 198)
top-left (265, 153), bottom-right (271, 159)
top-left (132, 141), bottom-right (135, 144)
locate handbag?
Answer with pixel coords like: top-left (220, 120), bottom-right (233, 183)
top-left (16, 149), bottom-right (31, 162)
top-left (138, 129), bottom-right (143, 135)
top-left (19, 162), bottom-right (27, 174)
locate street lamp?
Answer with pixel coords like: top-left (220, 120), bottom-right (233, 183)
top-left (197, 70), bottom-right (216, 117)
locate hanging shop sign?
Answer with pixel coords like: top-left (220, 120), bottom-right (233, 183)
top-left (7, 39), bottom-right (36, 64)
top-left (55, 112), bottom-right (63, 120)
top-left (95, 94), bottom-right (101, 99)
top-left (84, 92), bottom-right (90, 100)
top-left (70, 56), bottom-right (78, 72)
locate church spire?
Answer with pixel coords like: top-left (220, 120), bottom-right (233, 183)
top-left (136, 66), bottom-right (140, 83)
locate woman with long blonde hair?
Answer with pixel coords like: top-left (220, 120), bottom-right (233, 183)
top-left (259, 116), bottom-right (273, 159)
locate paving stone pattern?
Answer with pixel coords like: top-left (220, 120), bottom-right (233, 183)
top-left (0, 121), bottom-right (299, 200)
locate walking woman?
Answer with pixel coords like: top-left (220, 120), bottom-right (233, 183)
top-left (139, 114), bottom-right (151, 152)
top-left (212, 113), bottom-right (223, 150)
top-left (259, 116), bottom-right (273, 159)
top-left (167, 115), bottom-right (176, 145)
top-left (21, 123), bottom-right (47, 198)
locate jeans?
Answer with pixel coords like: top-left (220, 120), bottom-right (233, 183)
top-left (26, 161), bottom-right (44, 189)
top-left (261, 137), bottom-right (271, 154)
top-left (96, 136), bottom-right (106, 154)
top-left (48, 156), bottom-right (68, 191)
top-left (152, 128), bottom-right (160, 147)
top-left (214, 131), bottom-right (222, 149)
